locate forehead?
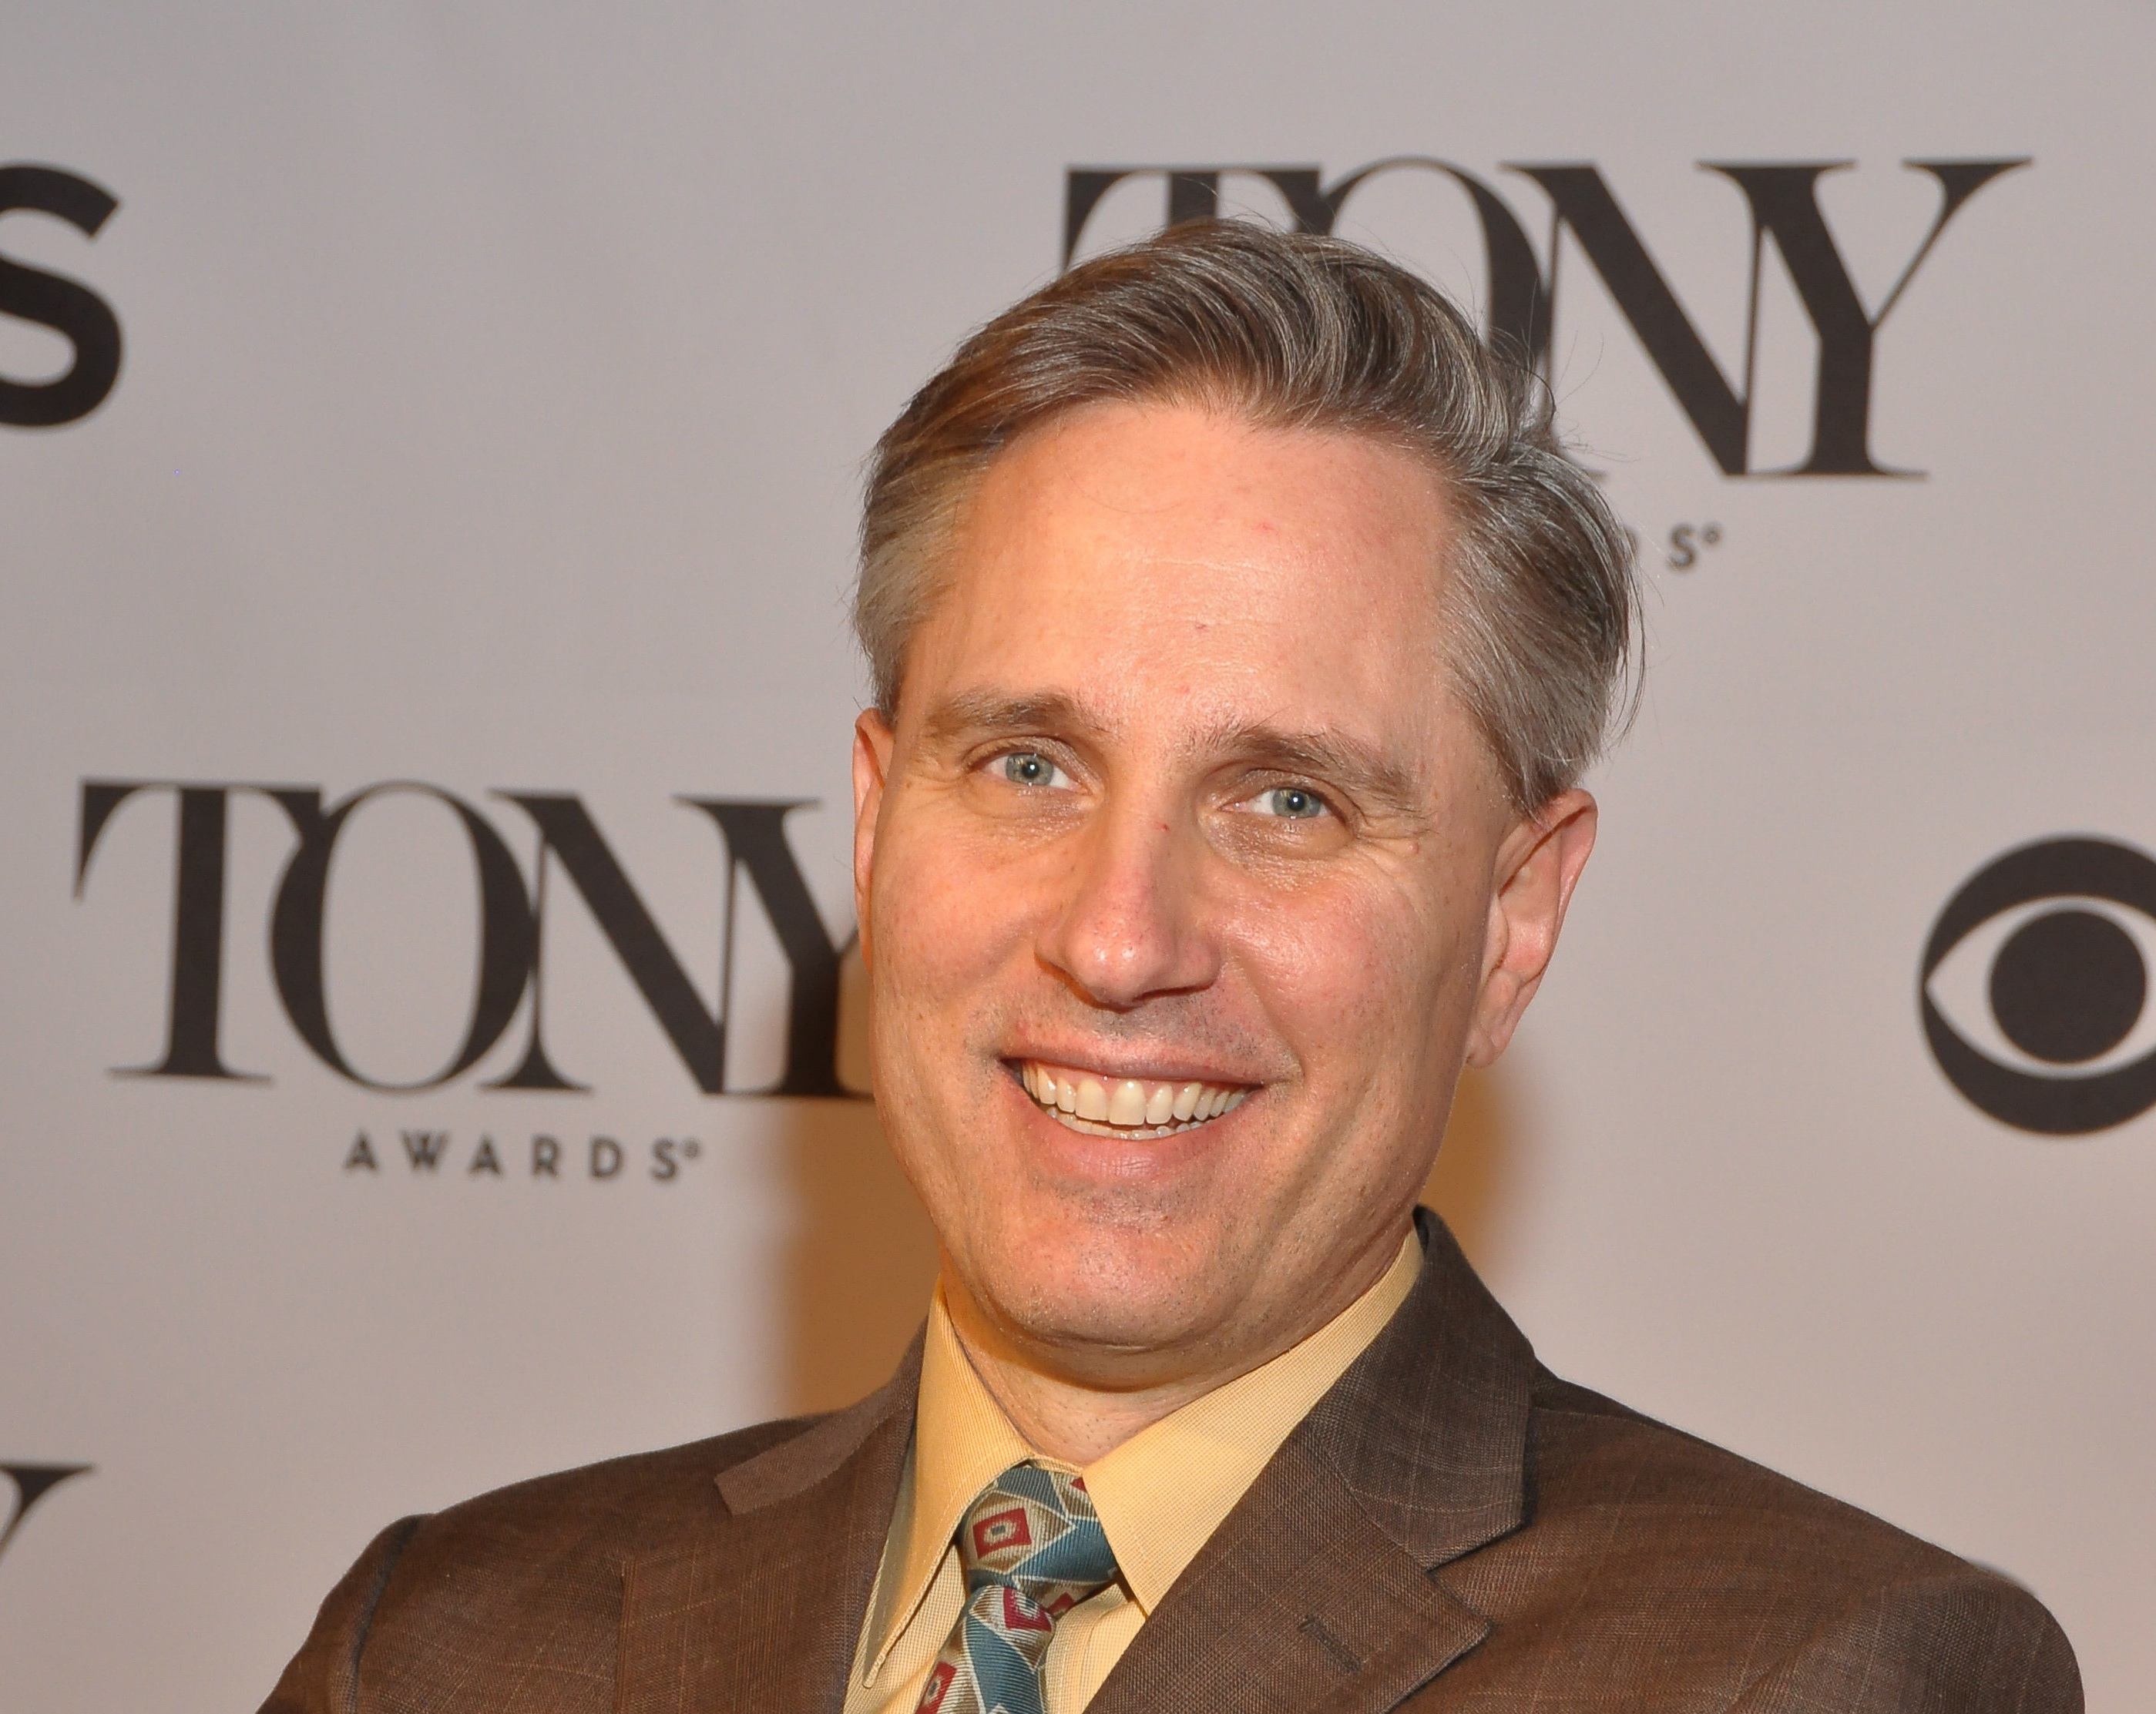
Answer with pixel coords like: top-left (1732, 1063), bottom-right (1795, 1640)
top-left (908, 401), bottom-right (1463, 754)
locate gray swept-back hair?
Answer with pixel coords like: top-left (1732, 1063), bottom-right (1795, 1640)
top-left (853, 219), bottom-right (1638, 812)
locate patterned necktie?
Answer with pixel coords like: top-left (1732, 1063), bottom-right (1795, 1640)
top-left (914, 1462), bottom-right (1120, 1714)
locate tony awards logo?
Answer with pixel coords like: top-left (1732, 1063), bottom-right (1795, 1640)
top-left (74, 780), bottom-right (858, 1099)
top-left (1066, 156), bottom-right (2027, 481)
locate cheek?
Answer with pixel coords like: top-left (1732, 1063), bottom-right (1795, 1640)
top-left (1232, 866), bottom-right (1479, 1085)
top-left (868, 799), bottom-right (1046, 1046)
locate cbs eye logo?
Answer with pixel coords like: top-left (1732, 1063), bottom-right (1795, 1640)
top-left (1921, 837), bottom-right (2156, 1135)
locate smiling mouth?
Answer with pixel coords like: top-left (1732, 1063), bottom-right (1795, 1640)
top-left (1017, 1060), bottom-right (1251, 1139)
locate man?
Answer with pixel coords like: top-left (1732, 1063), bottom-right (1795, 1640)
top-left (264, 222), bottom-right (2079, 1713)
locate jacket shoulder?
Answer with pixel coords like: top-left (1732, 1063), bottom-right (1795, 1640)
top-left (258, 1414), bottom-right (828, 1714)
top-left (421, 1411), bottom-right (817, 1553)
top-left (1520, 1363), bottom-right (1970, 1579)
top-left (1427, 1367), bottom-right (2080, 1710)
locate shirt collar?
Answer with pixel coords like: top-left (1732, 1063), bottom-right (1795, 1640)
top-left (861, 1280), bottom-right (1048, 1685)
top-left (861, 1228), bottom-right (1423, 1681)
top-left (1081, 1229), bottom-right (1422, 1611)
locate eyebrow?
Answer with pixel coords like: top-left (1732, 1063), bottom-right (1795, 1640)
top-left (1205, 722), bottom-right (1423, 816)
top-left (918, 689), bottom-right (1102, 748)
top-left (917, 690), bottom-right (1423, 814)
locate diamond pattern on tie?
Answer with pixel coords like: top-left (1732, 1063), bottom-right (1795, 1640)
top-left (915, 1463), bottom-right (1120, 1714)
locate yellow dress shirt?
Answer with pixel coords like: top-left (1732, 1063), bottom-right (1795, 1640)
top-left (841, 1227), bottom-right (1423, 1714)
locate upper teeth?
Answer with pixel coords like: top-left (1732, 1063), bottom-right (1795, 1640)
top-left (1019, 1061), bottom-right (1248, 1134)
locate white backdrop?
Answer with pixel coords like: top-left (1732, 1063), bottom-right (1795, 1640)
top-left (3, 4), bottom-right (2152, 1709)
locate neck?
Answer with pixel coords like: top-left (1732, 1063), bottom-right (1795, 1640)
top-left (936, 1226), bottom-right (1406, 1467)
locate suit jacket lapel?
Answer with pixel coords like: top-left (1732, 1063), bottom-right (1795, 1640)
top-left (1088, 1210), bottom-right (1537, 1714)
top-left (1082, 1436), bottom-right (1491, 1714)
top-left (617, 1335), bottom-right (922, 1714)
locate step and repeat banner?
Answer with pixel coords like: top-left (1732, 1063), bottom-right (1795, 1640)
top-left (4, 4), bottom-right (2151, 1709)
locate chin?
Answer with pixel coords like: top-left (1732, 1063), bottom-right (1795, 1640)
top-left (972, 1208), bottom-right (1237, 1356)
top-left (1002, 1284), bottom-right (1214, 1358)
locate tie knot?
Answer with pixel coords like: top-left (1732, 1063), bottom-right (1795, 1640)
top-left (956, 1461), bottom-right (1120, 1603)
top-left (915, 1466), bottom-right (1121, 1714)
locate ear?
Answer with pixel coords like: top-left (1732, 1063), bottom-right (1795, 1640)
top-left (1465, 788), bottom-right (1597, 1068)
top-left (851, 709), bottom-right (897, 968)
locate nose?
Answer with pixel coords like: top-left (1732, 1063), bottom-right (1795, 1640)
top-left (1037, 795), bottom-right (1220, 1009)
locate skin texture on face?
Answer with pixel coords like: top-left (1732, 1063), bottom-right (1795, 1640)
top-left (852, 401), bottom-right (1595, 1462)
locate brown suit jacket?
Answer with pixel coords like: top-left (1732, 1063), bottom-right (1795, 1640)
top-left (263, 1211), bottom-right (2080, 1712)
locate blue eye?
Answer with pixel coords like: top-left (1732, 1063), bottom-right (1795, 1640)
top-left (1259, 787), bottom-right (1325, 819)
top-left (1002, 753), bottom-right (1064, 788)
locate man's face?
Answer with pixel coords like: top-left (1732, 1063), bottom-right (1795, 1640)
top-left (853, 401), bottom-right (1590, 1386)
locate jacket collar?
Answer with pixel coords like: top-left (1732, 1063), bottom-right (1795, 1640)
top-left (618, 1207), bottom-right (1535, 1714)
top-left (1086, 1208), bottom-right (1536, 1714)
top-left (1298, 1206), bottom-right (1538, 1568)
top-left (616, 1334), bottom-right (922, 1714)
